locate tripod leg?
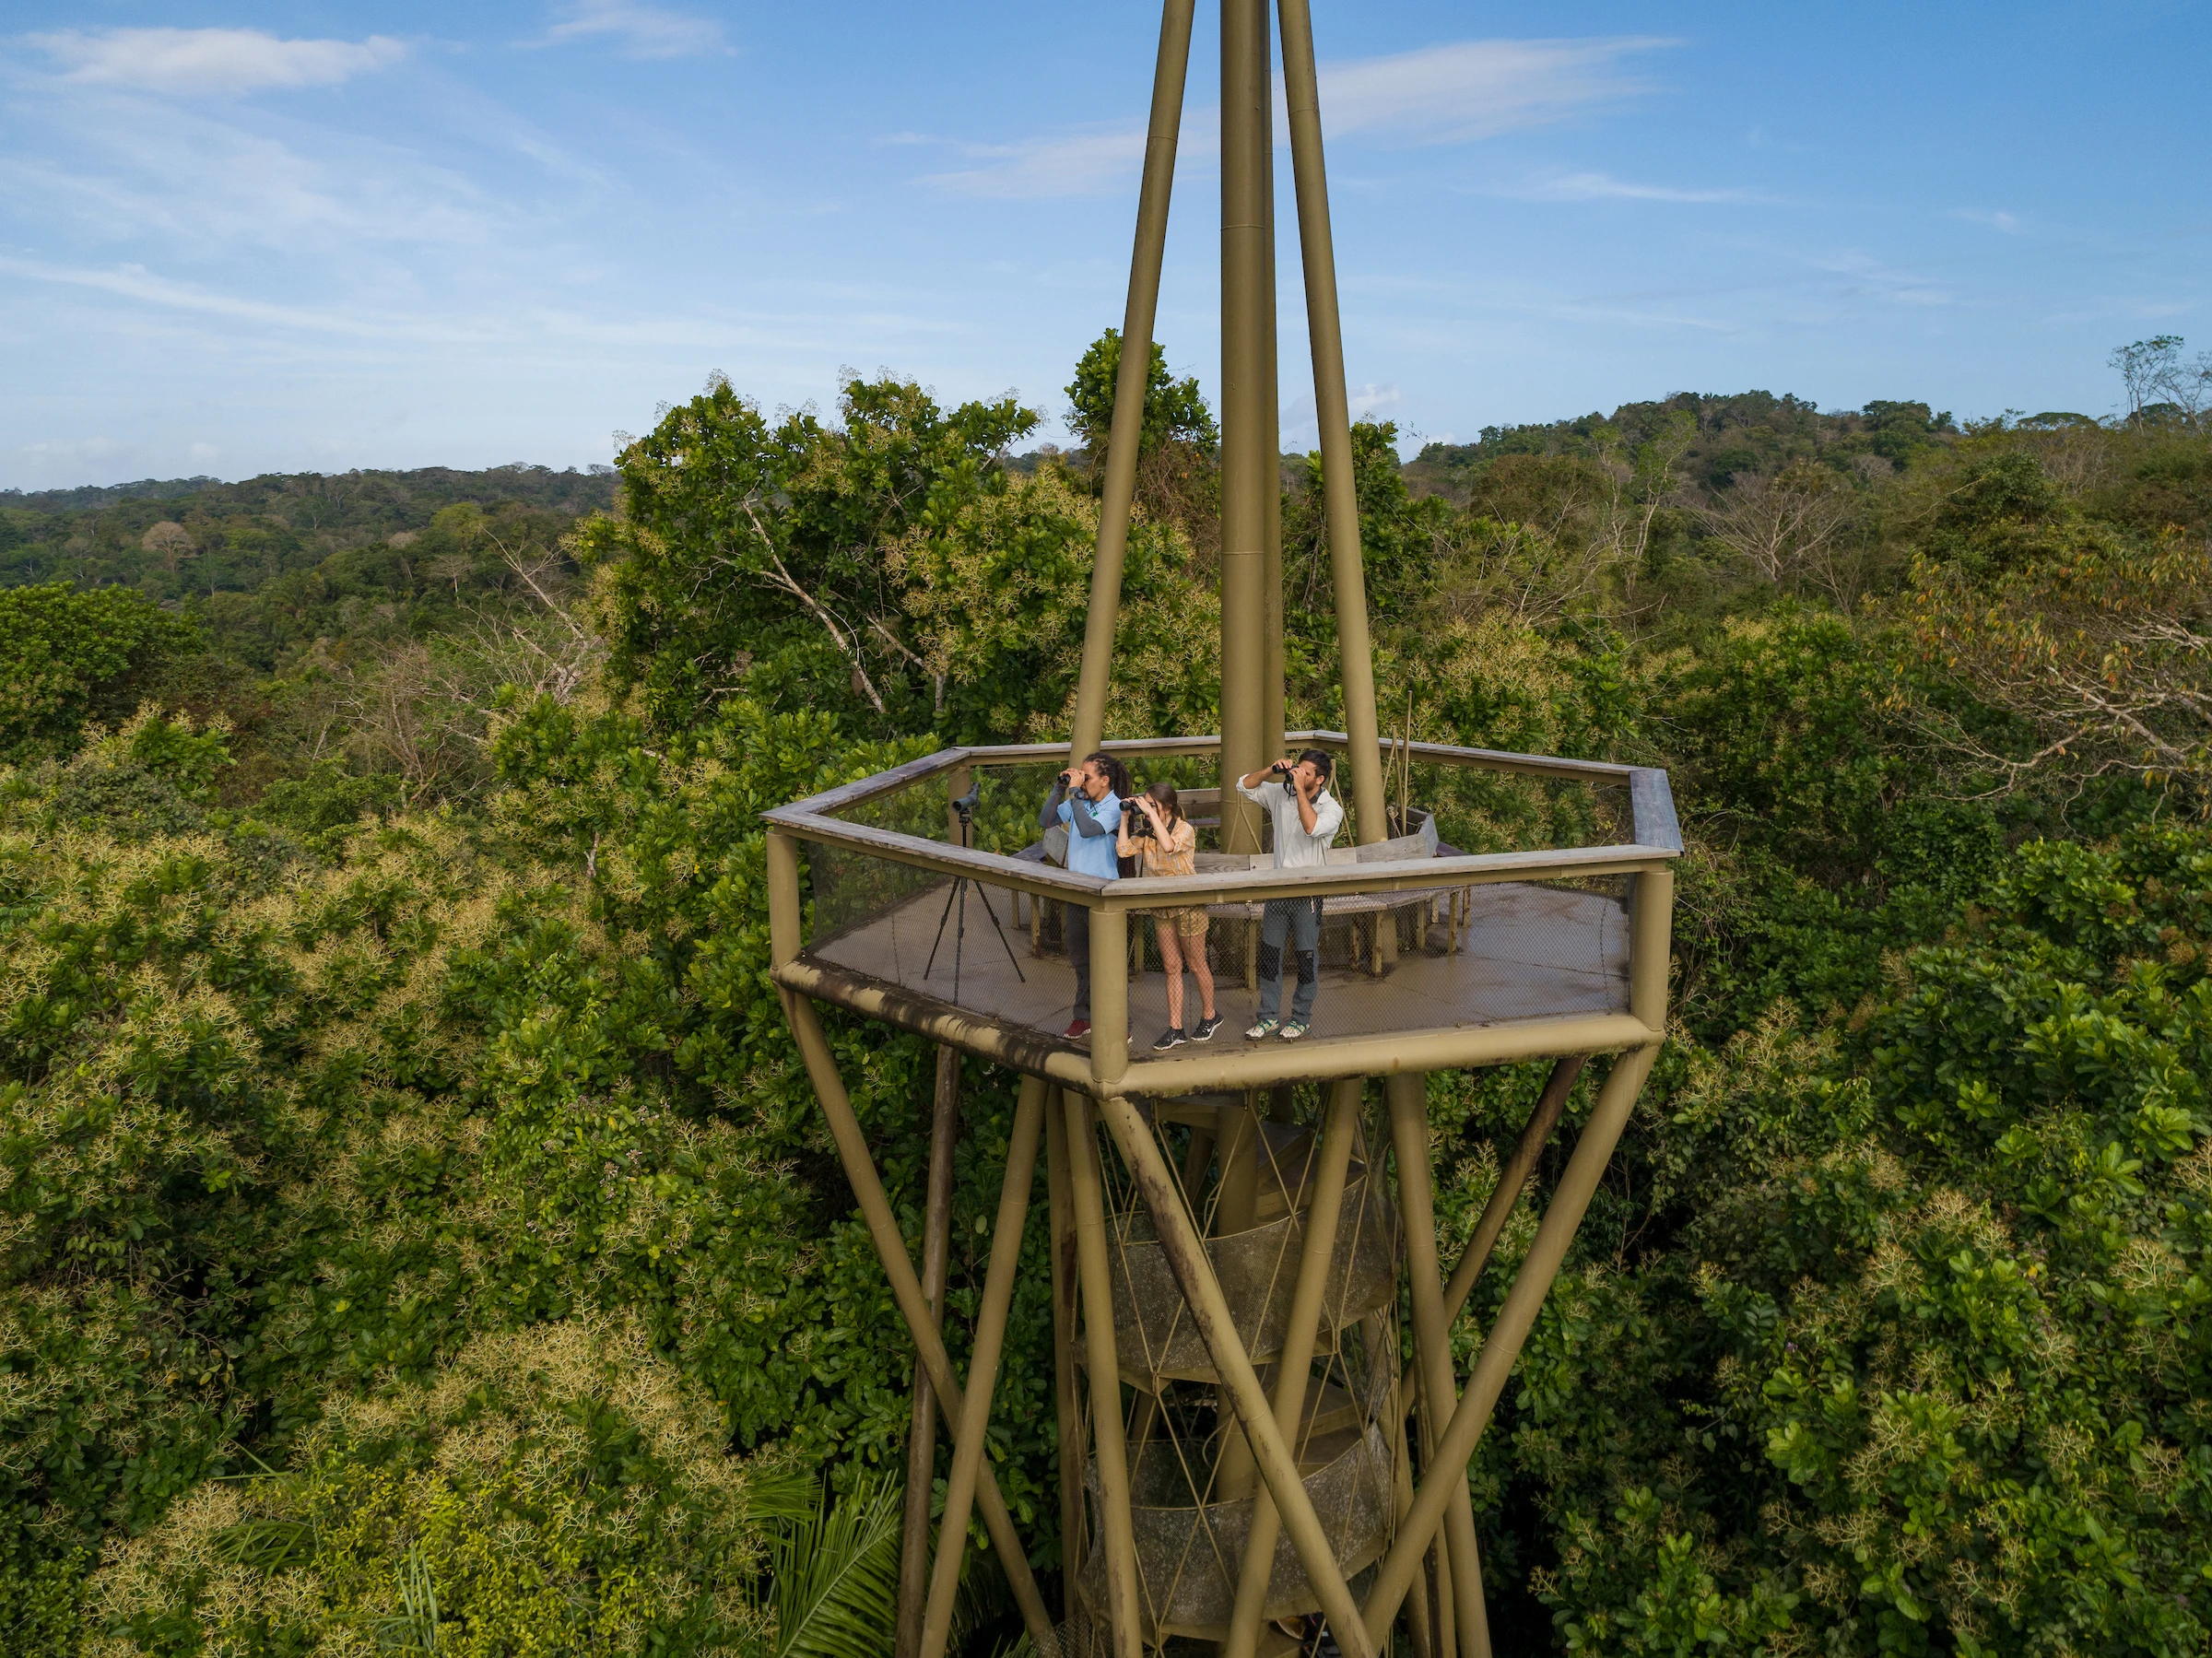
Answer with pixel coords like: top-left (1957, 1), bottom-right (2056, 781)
top-left (971, 883), bottom-right (1028, 982)
top-left (951, 879), bottom-right (968, 1005)
top-left (924, 876), bottom-right (961, 981)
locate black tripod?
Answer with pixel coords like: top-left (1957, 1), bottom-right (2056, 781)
top-left (924, 783), bottom-right (1026, 1004)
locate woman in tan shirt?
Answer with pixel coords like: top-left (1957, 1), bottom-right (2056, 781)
top-left (1117, 782), bottom-right (1220, 1048)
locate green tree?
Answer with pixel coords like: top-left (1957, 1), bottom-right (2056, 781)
top-left (580, 373), bottom-right (1038, 735)
top-left (0, 583), bottom-right (197, 763)
top-left (90, 1319), bottom-right (780, 1656)
top-left (1064, 328), bottom-right (1218, 459)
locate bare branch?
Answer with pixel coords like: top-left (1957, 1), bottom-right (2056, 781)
top-left (735, 494), bottom-right (888, 715)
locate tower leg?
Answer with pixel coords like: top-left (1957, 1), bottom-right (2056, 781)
top-left (1223, 1078), bottom-right (1361, 1657)
top-left (1359, 1045), bottom-right (1663, 1649)
top-left (1389, 1073), bottom-right (1492, 1658)
top-left (1070, 0), bottom-right (1199, 761)
top-left (1208, 1099), bottom-right (1262, 1502)
top-left (1258, 0), bottom-right (1286, 769)
top-left (1048, 1088), bottom-right (1084, 1626)
top-left (777, 989), bottom-right (1057, 1649)
top-left (1218, 0), bottom-right (1273, 853)
top-left (1277, 0), bottom-right (1388, 849)
top-left (921, 1078), bottom-right (1049, 1658)
top-left (896, 1047), bottom-right (963, 1658)
top-left (1065, 1090), bottom-right (1146, 1658)
top-left (1093, 1092), bottom-right (1375, 1658)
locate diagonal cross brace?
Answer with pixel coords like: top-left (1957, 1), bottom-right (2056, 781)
top-left (1222, 1077), bottom-right (1362, 1658)
top-left (1359, 1044), bottom-right (1661, 1650)
top-left (1381, 1054), bottom-right (1583, 1653)
top-left (920, 1077), bottom-right (1047, 1658)
top-left (1390, 1073), bottom-right (1492, 1658)
top-left (1441, 1055), bottom-right (1585, 1322)
top-left (779, 989), bottom-right (1057, 1650)
top-left (1093, 1091), bottom-right (1378, 1658)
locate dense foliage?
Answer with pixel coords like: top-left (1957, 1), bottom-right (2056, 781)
top-left (3, 335), bottom-right (2209, 1654)
top-left (0, 585), bottom-right (200, 765)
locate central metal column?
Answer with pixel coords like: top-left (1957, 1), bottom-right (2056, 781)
top-left (1218, 0), bottom-right (1273, 853)
top-left (1260, 36), bottom-right (1287, 770)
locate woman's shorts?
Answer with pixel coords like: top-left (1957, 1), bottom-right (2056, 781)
top-left (1150, 905), bottom-right (1210, 941)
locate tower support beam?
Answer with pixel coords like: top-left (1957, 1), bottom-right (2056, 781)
top-left (1277, 0), bottom-right (1388, 845)
top-left (1065, 1089), bottom-right (1145, 1657)
top-left (919, 1076), bottom-right (1048, 1658)
top-left (1071, 0), bottom-right (1198, 762)
top-left (1094, 1091), bottom-right (1378, 1658)
top-left (1359, 1043), bottom-right (1662, 1648)
top-left (1222, 1077), bottom-right (1363, 1656)
top-left (1218, 0), bottom-right (1273, 853)
top-left (777, 988), bottom-right (1057, 1649)
top-left (1389, 1074), bottom-right (1493, 1658)
top-left (895, 1047), bottom-right (963, 1658)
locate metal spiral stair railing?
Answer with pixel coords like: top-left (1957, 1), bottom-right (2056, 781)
top-left (1064, 1093), bottom-right (1404, 1652)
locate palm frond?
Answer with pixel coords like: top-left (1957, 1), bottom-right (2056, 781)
top-left (746, 1467), bottom-right (822, 1527)
top-left (770, 1473), bottom-right (905, 1658)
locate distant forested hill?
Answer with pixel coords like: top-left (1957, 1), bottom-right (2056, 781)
top-left (0, 463), bottom-right (617, 602)
top-left (1403, 391), bottom-right (1974, 500)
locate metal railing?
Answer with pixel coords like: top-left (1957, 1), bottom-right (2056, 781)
top-left (765, 732), bottom-right (1677, 1096)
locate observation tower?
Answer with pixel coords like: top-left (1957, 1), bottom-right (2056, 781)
top-left (764, 4), bottom-right (1679, 1654)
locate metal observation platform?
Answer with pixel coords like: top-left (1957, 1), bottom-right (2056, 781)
top-left (766, 2), bottom-right (1677, 1655)
top-left (766, 732), bottom-right (1677, 1100)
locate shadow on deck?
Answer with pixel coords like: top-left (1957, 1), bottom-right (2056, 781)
top-left (807, 877), bottom-right (1630, 1045)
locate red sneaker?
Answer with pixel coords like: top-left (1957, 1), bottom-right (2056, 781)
top-left (1063, 1019), bottom-right (1091, 1041)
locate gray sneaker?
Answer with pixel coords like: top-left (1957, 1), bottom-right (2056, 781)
top-left (1245, 1017), bottom-right (1280, 1041)
top-left (1277, 1020), bottom-right (1310, 1041)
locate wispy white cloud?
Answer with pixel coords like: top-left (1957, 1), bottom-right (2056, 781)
top-left (1799, 248), bottom-right (1953, 308)
top-left (917, 34), bottom-right (1675, 198)
top-left (1516, 171), bottom-right (1774, 206)
top-left (17, 436), bottom-right (120, 465)
top-left (0, 253), bottom-right (977, 357)
top-left (1952, 206), bottom-right (2023, 233)
top-left (1349, 382), bottom-right (1404, 418)
top-left (1316, 37), bottom-right (1675, 146)
top-left (0, 254), bottom-right (466, 337)
top-left (0, 96), bottom-right (500, 254)
top-left (922, 127), bottom-right (1149, 200)
top-left (542, 3), bottom-right (730, 61)
top-left (24, 28), bottom-right (406, 95)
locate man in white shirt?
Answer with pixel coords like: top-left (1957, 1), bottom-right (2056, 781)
top-left (1234, 748), bottom-right (1345, 1040)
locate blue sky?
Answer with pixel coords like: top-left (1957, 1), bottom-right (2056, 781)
top-left (2, 2), bottom-right (2206, 489)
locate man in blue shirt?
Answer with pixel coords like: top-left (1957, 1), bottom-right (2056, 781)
top-left (1039, 751), bottom-right (1125, 1039)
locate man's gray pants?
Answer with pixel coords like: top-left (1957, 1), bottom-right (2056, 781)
top-left (1256, 897), bottom-right (1322, 1024)
top-left (1065, 902), bottom-right (1092, 1023)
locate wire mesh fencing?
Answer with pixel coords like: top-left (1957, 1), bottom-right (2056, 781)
top-left (1064, 1096), bottom-right (1403, 1645)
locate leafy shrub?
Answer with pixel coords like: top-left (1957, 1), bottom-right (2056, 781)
top-left (0, 585), bottom-right (200, 765)
top-left (1497, 828), bottom-right (2212, 1657)
top-left (88, 1318), bottom-right (777, 1656)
